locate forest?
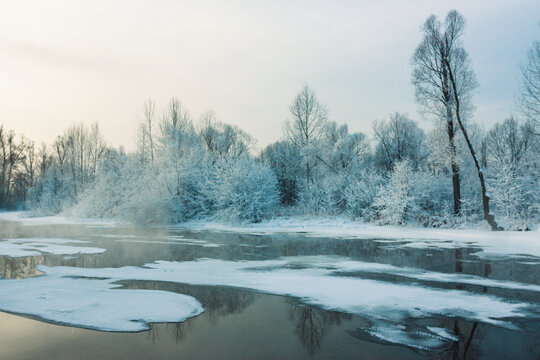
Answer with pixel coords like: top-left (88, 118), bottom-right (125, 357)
top-left (1, 11), bottom-right (539, 231)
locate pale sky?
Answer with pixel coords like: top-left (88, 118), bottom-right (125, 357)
top-left (0, 0), bottom-right (538, 150)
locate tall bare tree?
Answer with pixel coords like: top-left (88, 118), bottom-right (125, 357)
top-left (284, 85), bottom-right (328, 184)
top-left (138, 98), bottom-right (157, 164)
top-left (519, 40), bottom-right (540, 127)
top-left (413, 10), bottom-right (499, 230)
top-left (412, 11), bottom-right (477, 216)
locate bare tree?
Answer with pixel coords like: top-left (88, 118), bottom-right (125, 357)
top-left (485, 117), bottom-right (535, 167)
top-left (23, 139), bottom-right (36, 191)
top-left (138, 98), bottom-right (157, 164)
top-left (412, 11), bottom-right (477, 215)
top-left (373, 112), bottom-right (426, 171)
top-left (519, 40), bottom-right (540, 127)
top-left (436, 11), bottom-right (500, 230)
top-left (198, 110), bottom-right (252, 160)
top-left (160, 97), bottom-right (192, 148)
top-left (284, 85), bottom-right (328, 184)
top-left (0, 127), bottom-right (26, 208)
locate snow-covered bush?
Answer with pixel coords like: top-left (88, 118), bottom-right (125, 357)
top-left (202, 158), bottom-right (280, 222)
top-left (487, 164), bottom-right (539, 230)
top-left (260, 141), bottom-right (303, 206)
top-left (296, 176), bottom-right (344, 216)
top-left (344, 170), bottom-right (383, 219)
top-left (372, 160), bottom-right (417, 225)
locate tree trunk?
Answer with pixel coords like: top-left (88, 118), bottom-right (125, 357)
top-left (448, 118), bottom-right (461, 215)
top-left (444, 59), bottom-right (501, 231)
top-left (442, 61), bottom-right (461, 215)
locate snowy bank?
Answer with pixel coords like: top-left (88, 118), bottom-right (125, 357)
top-left (177, 217), bottom-right (540, 259)
top-left (0, 211), bottom-right (121, 227)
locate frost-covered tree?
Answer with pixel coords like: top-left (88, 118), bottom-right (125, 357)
top-left (29, 123), bottom-right (106, 214)
top-left (343, 168), bottom-right (383, 219)
top-left (372, 160), bottom-right (417, 225)
top-left (413, 10), bottom-right (499, 230)
top-left (201, 158), bottom-right (279, 222)
top-left (322, 121), bottom-right (370, 172)
top-left (485, 118), bottom-right (535, 168)
top-left (285, 85), bottom-right (328, 184)
top-left (294, 120), bottom-right (373, 216)
top-left (489, 164), bottom-right (530, 229)
top-left (519, 39), bottom-right (540, 126)
top-left (137, 98), bottom-right (157, 165)
top-left (373, 113), bottom-right (426, 171)
top-left (412, 10), bottom-right (477, 216)
top-left (198, 110), bottom-right (253, 160)
top-left (260, 141), bottom-right (302, 206)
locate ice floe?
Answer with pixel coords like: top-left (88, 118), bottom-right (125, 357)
top-left (0, 273), bottom-right (203, 331)
top-left (0, 238), bottom-right (106, 257)
top-left (29, 256), bottom-right (537, 344)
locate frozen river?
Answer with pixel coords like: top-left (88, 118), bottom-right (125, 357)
top-left (0, 215), bottom-right (539, 359)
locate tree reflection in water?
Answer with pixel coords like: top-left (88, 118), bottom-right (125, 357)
top-left (287, 302), bottom-right (352, 355)
top-left (139, 282), bottom-right (257, 344)
top-left (0, 255), bottom-right (44, 279)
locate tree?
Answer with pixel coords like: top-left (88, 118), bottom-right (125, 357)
top-left (159, 97), bottom-right (193, 152)
top-left (138, 98), bottom-right (157, 165)
top-left (260, 141), bottom-right (302, 205)
top-left (198, 110), bottom-right (253, 160)
top-left (372, 160), bottom-right (416, 225)
top-left (373, 113), bottom-right (426, 171)
top-left (322, 121), bottom-right (370, 172)
top-left (439, 11), bottom-right (500, 230)
top-left (284, 85), bottom-right (328, 184)
top-left (29, 123), bottom-right (106, 213)
top-left (412, 11), bottom-right (477, 215)
top-left (485, 117), bottom-right (535, 167)
top-left (519, 40), bottom-right (540, 126)
top-left (0, 127), bottom-right (26, 208)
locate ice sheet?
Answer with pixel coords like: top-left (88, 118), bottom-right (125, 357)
top-left (0, 238), bottom-right (106, 257)
top-left (0, 273), bottom-right (203, 331)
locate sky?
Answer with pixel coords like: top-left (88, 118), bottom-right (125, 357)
top-left (0, 0), bottom-right (538, 150)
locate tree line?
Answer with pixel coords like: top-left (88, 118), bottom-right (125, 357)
top-left (1, 10), bottom-right (538, 230)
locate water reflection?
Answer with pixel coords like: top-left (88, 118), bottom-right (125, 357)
top-left (0, 255), bottom-right (44, 279)
top-left (147, 318), bottom-right (195, 344)
top-left (287, 303), bottom-right (352, 355)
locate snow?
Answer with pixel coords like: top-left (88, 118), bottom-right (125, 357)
top-left (0, 272), bottom-right (203, 332)
top-left (0, 238), bottom-right (106, 257)
top-left (32, 256), bottom-right (538, 349)
top-left (287, 255), bottom-right (540, 293)
top-left (114, 237), bottom-right (222, 247)
top-left (364, 323), bottom-right (447, 350)
top-left (426, 326), bottom-right (459, 342)
top-left (0, 211), bottom-right (119, 227)
top-left (178, 217), bottom-right (540, 259)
